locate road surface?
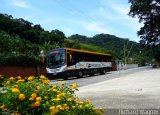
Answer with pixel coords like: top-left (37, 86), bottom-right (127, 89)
top-left (76, 67), bottom-right (160, 110)
top-left (51, 67), bottom-right (148, 87)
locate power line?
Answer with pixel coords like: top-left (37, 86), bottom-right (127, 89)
top-left (55, 0), bottom-right (101, 23)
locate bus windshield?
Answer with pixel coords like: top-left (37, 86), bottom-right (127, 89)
top-left (47, 50), bottom-right (66, 68)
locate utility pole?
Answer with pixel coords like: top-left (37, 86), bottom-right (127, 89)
top-left (123, 39), bottom-right (133, 69)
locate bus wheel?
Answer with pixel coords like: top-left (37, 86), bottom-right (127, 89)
top-left (63, 72), bottom-right (69, 80)
top-left (100, 69), bottom-right (106, 75)
top-left (78, 71), bottom-right (83, 78)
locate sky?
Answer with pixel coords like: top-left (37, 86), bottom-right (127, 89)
top-left (0, 0), bottom-right (143, 42)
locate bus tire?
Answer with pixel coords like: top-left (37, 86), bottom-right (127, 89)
top-left (78, 70), bottom-right (83, 78)
top-left (63, 72), bottom-right (69, 80)
top-left (100, 69), bottom-right (106, 75)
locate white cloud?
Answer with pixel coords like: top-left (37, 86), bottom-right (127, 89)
top-left (86, 22), bottom-right (110, 33)
top-left (12, 0), bottom-right (33, 10)
top-left (99, 7), bottom-right (104, 12)
top-left (75, 20), bottom-right (112, 34)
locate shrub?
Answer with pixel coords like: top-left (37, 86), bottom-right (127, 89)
top-left (0, 75), bottom-right (103, 115)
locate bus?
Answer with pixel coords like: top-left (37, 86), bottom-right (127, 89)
top-left (46, 48), bottom-right (112, 79)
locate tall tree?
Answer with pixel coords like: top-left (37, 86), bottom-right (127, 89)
top-left (128, 0), bottom-right (160, 46)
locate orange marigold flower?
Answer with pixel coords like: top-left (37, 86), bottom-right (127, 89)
top-left (61, 93), bottom-right (66, 97)
top-left (36, 97), bottom-right (42, 101)
top-left (17, 76), bottom-right (21, 79)
top-left (63, 104), bottom-right (68, 107)
top-left (6, 81), bottom-right (10, 85)
top-left (9, 77), bottom-right (14, 80)
top-left (50, 106), bottom-right (55, 111)
top-left (12, 88), bottom-right (20, 93)
top-left (17, 79), bottom-right (25, 82)
top-left (40, 75), bottom-right (46, 79)
top-left (29, 98), bottom-right (34, 101)
top-left (18, 94), bottom-right (25, 100)
top-left (86, 99), bottom-right (91, 103)
top-left (56, 98), bottom-right (61, 101)
top-left (36, 86), bottom-right (41, 90)
top-left (56, 105), bottom-right (62, 109)
top-left (34, 101), bottom-right (41, 106)
top-left (85, 104), bottom-right (90, 107)
top-left (68, 98), bottom-right (72, 102)
top-left (65, 106), bottom-right (69, 111)
top-left (44, 96), bottom-right (48, 99)
top-left (28, 76), bottom-right (34, 81)
top-left (79, 101), bottom-right (83, 105)
top-left (31, 103), bottom-right (35, 108)
top-left (61, 81), bottom-right (65, 85)
top-left (31, 93), bottom-right (37, 99)
top-left (52, 89), bottom-right (57, 92)
top-left (0, 105), bottom-right (5, 109)
top-left (43, 80), bottom-right (50, 84)
top-left (57, 94), bottom-right (61, 98)
top-left (71, 83), bottom-right (77, 89)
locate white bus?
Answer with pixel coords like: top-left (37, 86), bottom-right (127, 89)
top-left (46, 48), bottom-right (112, 79)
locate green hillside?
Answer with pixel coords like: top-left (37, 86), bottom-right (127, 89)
top-left (0, 13), bottom-right (154, 66)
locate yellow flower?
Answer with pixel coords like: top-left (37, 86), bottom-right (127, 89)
top-left (50, 106), bottom-right (55, 111)
top-left (86, 99), bottom-right (91, 103)
top-left (18, 94), bottom-right (25, 100)
top-left (9, 77), bottom-right (14, 80)
top-left (17, 79), bottom-right (25, 82)
top-left (28, 76), bottom-right (34, 81)
top-left (52, 89), bottom-right (57, 92)
top-left (85, 104), bottom-right (90, 107)
top-left (51, 98), bottom-right (56, 101)
top-left (36, 86), bottom-right (41, 90)
top-left (56, 98), bottom-right (61, 101)
top-left (68, 98), bottom-right (72, 102)
top-left (34, 101), bottom-right (41, 106)
top-left (71, 83), bottom-right (77, 89)
top-left (57, 94), bottom-right (61, 98)
top-left (60, 107), bottom-right (64, 111)
top-left (65, 106), bottom-right (69, 111)
top-left (52, 86), bottom-right (57, 89)
top-left (79, 101), bottom-right (83, 105)
top-left (72, 106), bottom-right (75, 109)
top-left (79, 105), bottom-right (82, 108)
top-left (56, 105), bottom-right (62, 109)
top-left (0, 105), bottom-right (5, 109)
top-left (63, 104), bottom-right (68, 107)
top-left (12, 88), bottom-right (20, 93)
top-left (44, 96), bottom-right (48, 99)
top-left (40, 75), bottom-right (46, 79)
top-left (29, 98), bottom-right (34, 101)
top-left (50, 108), bottom-right (59, 115)
top-left (76, 98), bottom-right (80, 102)
top-left (43, 80), bottom-right (50, 84)
top-left (57, 91), bottom-right (61, 94)
top-left (6, 81), bottom-right (10, 85)
top-left (61, 81), bottom-right (65, 85)
top-left (17, 76), bottom-right (21, 79)
top-left (36, 97), bottom-right (42, 101)
top-left (55, 82), bottom-right (59, 86)
top-left (31, 103), bottom-right (36, 108)
top-left (31, 93), bottom-right (37, 99)
top-left (61, 93), bottom-right (66, 97)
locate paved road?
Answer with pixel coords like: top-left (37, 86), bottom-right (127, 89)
top-left (76, 67), bottom-right (160, 110)
top-left (51, 67), bottom-right (149, 87)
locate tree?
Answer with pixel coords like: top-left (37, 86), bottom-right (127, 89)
top-left (128, 0), bottom-right (160, 46)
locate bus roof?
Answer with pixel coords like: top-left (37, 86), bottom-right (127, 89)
top-left (66, 48), bottom-right (111, 56)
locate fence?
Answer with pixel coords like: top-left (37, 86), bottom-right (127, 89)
top-left (0, 66), bottom-right (46, 78)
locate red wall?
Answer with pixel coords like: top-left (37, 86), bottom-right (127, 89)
top-left (0, 66), bottom-right (47, 78)
top-left (112, 63), bottom-right (117, 71)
